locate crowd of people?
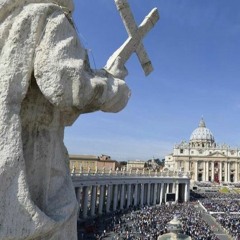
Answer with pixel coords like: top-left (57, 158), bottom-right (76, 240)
top-left (77, 190), bottom-right (240, 240)
top-left (199, 192), bottom-right (240, 239)
top-left (214, 213), bottom-right (239, 239)
top-left (200, 193), bottom-right (240, 213)
top-left (78, 202), bottom-right (220, 240)
top-left (195, 181), bottom-right (213, 187)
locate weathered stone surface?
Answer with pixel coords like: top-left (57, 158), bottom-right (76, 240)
top-left (105, 0), bottom-right (159, 76)
top-left (0, 0), bottom-right (130, 239)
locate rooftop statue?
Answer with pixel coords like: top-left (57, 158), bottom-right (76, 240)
top-left (0, 0), bottom-right (158, 239)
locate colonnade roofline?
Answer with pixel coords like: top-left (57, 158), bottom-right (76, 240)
top-left (71, 172), bottom-right (190, 188)
top-left (71, 171), bottom-right (190, 178)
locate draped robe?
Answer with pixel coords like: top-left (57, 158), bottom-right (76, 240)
top-left (0, 1), bottom-right (130, 239)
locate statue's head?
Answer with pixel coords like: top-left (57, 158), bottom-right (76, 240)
top-left (0, 0), bottom-right (74, 21)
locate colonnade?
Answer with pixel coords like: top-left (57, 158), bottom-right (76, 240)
top-left (72, 175), bottom-right (190, 219)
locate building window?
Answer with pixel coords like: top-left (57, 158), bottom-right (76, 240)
top-left (180, 149), bottom-right (183, 154)
top-left (191, 151), bottom-right (194, 154)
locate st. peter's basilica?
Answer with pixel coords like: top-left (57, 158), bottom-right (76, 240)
top-left (165, 118), bottom-right (240, 183)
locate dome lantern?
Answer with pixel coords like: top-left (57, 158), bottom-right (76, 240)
top-left (198, 117), bottom-right (206, 128)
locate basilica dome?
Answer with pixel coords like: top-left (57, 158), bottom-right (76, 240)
top-left (190, 118), bottom-right (215, 146)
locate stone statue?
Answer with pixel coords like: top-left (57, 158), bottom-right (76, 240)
top-left (0, 0), bottom-right (158, 239)
top-left (71, 164), bottom-right (76, 174)
top-left (79, 164), bottom-right (83, 174)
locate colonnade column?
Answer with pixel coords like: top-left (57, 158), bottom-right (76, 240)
top-left (82, 186), bottom-right (89, 218)
top-left (140, 184), bottom-right (144, 207)
top-left (194, 161), bottom-right (198, 181)
top-left (76, 187), bottom-right (82, 205)
top-left (120, 184), bottom-right (125, 209)
top-left (175, 183), bottom-right (179, 203)
top-left (106, 185), bottom-right (112, 213)
top-left (206, 161), bottom-right (209, 181)
top-left (98, 185), bottom-right (105, 215)
top-left (159, 183), bottom-right (164, 205)
top-left (235, 162), bottom-right (239, 182)
top-left (211, 162), bottom-right (214, 181)
top-left (127, 184), bottom-right (131, 208)
top-left (133, 184), bottom-right (138, 206)
top-left (166, 183), bottom-right (169, 194)
top-left (147, 183), bottom-right (151, 205)
top-left (156, 183), bottom-right (160, 204)
top-left (219, 162), bottom-right (222, 182)
top-left (184, 183), bottom-right (189, 202)
top-left (172, 182), bottom-right (176, 194)
top-left (228, 162), bottom-right (230, 182)
top-left (165, 183), bottom-right (169, 203)
top-left (113, 184), bottom-right (118, 211)
top-left (224, 162), bottom-right (228, 182)
top-left (90, 186), bottom-right (97, 217)
top-left (153, 183), bottom-right (157, 205)
top-left (202, 161), bottom-right (206, 181)
top-left (144, 184), bottom-right (148, 204)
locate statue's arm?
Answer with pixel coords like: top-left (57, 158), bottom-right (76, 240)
top-left (34, 10), bottom-right (130, 119)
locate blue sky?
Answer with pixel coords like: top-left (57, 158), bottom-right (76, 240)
top-left (64, 0), bottom-right (240, 161)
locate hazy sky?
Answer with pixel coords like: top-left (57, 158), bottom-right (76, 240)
top-left (64, 0), bottom-right (240, 161)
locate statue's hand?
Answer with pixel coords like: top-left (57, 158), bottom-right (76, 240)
top-left (100, 77), bottom-right (131, 113)
top-left (104, 56), bottom-right (128, 79)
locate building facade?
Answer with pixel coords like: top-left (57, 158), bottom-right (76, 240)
top-left (69, 154), bottom-right (118, 174)
top-left (126, 160), bottom-right (146, 171)
top-left (165, 118), bottom-right (240, 183)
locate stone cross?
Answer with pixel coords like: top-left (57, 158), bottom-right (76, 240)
top-left (105, 0), bottom-right (159, 76)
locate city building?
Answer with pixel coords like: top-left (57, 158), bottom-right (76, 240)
top-left (165, 118), bottom-right (240, 183)
top-left (126, 158), bottom-right (164, 172)
top-left (69, 154), bottom-right (118, 173)
top-left (126, 160), bottom-right (146, 171)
